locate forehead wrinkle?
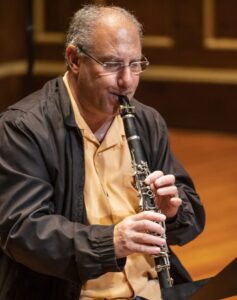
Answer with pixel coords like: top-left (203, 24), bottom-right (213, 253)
top-left (90, 20), bottom-right (141, 59)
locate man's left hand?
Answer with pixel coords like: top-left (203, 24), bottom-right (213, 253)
top-left (144, 171), bottom-right (182, 219)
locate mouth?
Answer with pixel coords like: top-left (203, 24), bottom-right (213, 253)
top-left (111, 91), bottom-right (131, 101)
top-left (110, 93), bottom-right (131, 107)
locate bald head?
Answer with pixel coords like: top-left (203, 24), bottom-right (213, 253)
top-left (65, 5), bottom-right (143, 61)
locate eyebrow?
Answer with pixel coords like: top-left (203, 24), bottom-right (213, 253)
top-left (97, 55), bottom-right (143, 62)
top-left (97, 55), bottom-right (121, 62)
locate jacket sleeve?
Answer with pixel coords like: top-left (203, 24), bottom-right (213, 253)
top-left (0, 111), bottom-right (124, 284)
top-left (135, 103), bottom-right (205, 246)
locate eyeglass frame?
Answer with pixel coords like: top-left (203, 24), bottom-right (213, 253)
top-left (76, 43), bottom-right (149, 74)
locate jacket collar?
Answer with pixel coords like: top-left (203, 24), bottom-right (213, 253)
top-left (57, 76), bottom-right (78, 128)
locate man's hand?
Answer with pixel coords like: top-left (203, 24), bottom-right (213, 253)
top-left (114, 211), bottom-right (166, 259)
top-left (144, 171), bottom-right (182, 219)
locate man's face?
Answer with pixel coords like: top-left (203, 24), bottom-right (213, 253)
top-left (75, 16), bottom-right (142, 119)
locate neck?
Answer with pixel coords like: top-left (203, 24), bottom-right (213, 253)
top-left (85, 115), bottom-right (114, 133)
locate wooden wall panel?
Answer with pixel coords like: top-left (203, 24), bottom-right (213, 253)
top-left (215, 0), bottom-right (237, 38)
top-left (0, 77), bottom-right (27, 112)
top-left (111, 0), bottom-right (175, 36)
top-left (0, 0), bottom-right (237, 132)
top-left (0, 0), bottom-right (29, 110)
top-left (0, 0), bottom-right (28, 62)
top-left (136, 81), bottom-right (237, 132)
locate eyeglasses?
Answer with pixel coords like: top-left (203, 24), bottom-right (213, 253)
top-left (76, 44), bottom-right (149, 74)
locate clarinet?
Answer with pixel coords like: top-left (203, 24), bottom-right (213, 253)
top-left (118, 95), bottom-right (173, 289)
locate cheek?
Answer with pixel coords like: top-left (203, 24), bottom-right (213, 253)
top-left (79, 72), bottom-right (107, 95)
top-left (95, 73), bottom-right (117, 84)
top-left (134, 76), bottom-right (140, 87)
top-left (92, 76), bottom-right (118, 93)
top-left (131, 76), bottom-right (140, 92)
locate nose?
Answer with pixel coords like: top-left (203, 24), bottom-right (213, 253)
top-left (117, 66), bottom-right (136, 89)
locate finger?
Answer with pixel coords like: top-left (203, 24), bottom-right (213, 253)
top-left (131, 243), bottom-right (162, 255)
top-left (132, 219), bottom-right (165, 235)
top-left (144, 170), bottom-right (164, 184)
top-left (133, 232), bottom-right (166, 247)
top-left (170, 197), bottom-right (182, 207)
top-left (154, 174), bottom-right (175, 188)
top-left (156, 185), bottom-right (178, 197)
top-left (132, 211), bottom-right (166, 223)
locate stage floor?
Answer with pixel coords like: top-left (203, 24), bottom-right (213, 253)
top-left (169, 129), bottom-right (237, 282)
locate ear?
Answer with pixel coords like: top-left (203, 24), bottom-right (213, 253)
top-left (66, 45), bottom-right (80, 73)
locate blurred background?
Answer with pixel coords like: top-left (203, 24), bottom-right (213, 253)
top-left (0, 0), bottom-right (236, 285)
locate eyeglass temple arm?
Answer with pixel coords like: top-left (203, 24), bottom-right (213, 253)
top-left (76, 43), bottom-right (104, 66)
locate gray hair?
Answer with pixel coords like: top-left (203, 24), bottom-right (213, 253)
top-left (65, 4), bottom-right (143, 63)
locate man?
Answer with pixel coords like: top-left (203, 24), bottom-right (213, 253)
top-left (0, 5), bottom-right (205, 300)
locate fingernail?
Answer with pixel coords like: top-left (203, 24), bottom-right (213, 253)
top-left (160, 214), bottom-right (166, 221)
top-left (145, 178), bottom-right (150, 184)
top-left (161, 239), bottom-right (166, 246)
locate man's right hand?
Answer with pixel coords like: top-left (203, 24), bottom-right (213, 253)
top-left (113, 211), bottom-right (166, 259)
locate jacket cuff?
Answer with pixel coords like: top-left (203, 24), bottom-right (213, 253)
top-left (165, 194), bottom-right (193, 231)
top-left (94, 225), bottom-right (126, 272)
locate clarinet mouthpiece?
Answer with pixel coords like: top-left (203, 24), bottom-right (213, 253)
top-left (115, 94), bottom-right (129, 105)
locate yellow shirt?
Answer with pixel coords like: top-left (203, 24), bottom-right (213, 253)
top-left (63, 73), bottom-right (161, 300)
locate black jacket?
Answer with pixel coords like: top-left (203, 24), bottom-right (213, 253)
top-left (0, 77), bottom-right (205, 300)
